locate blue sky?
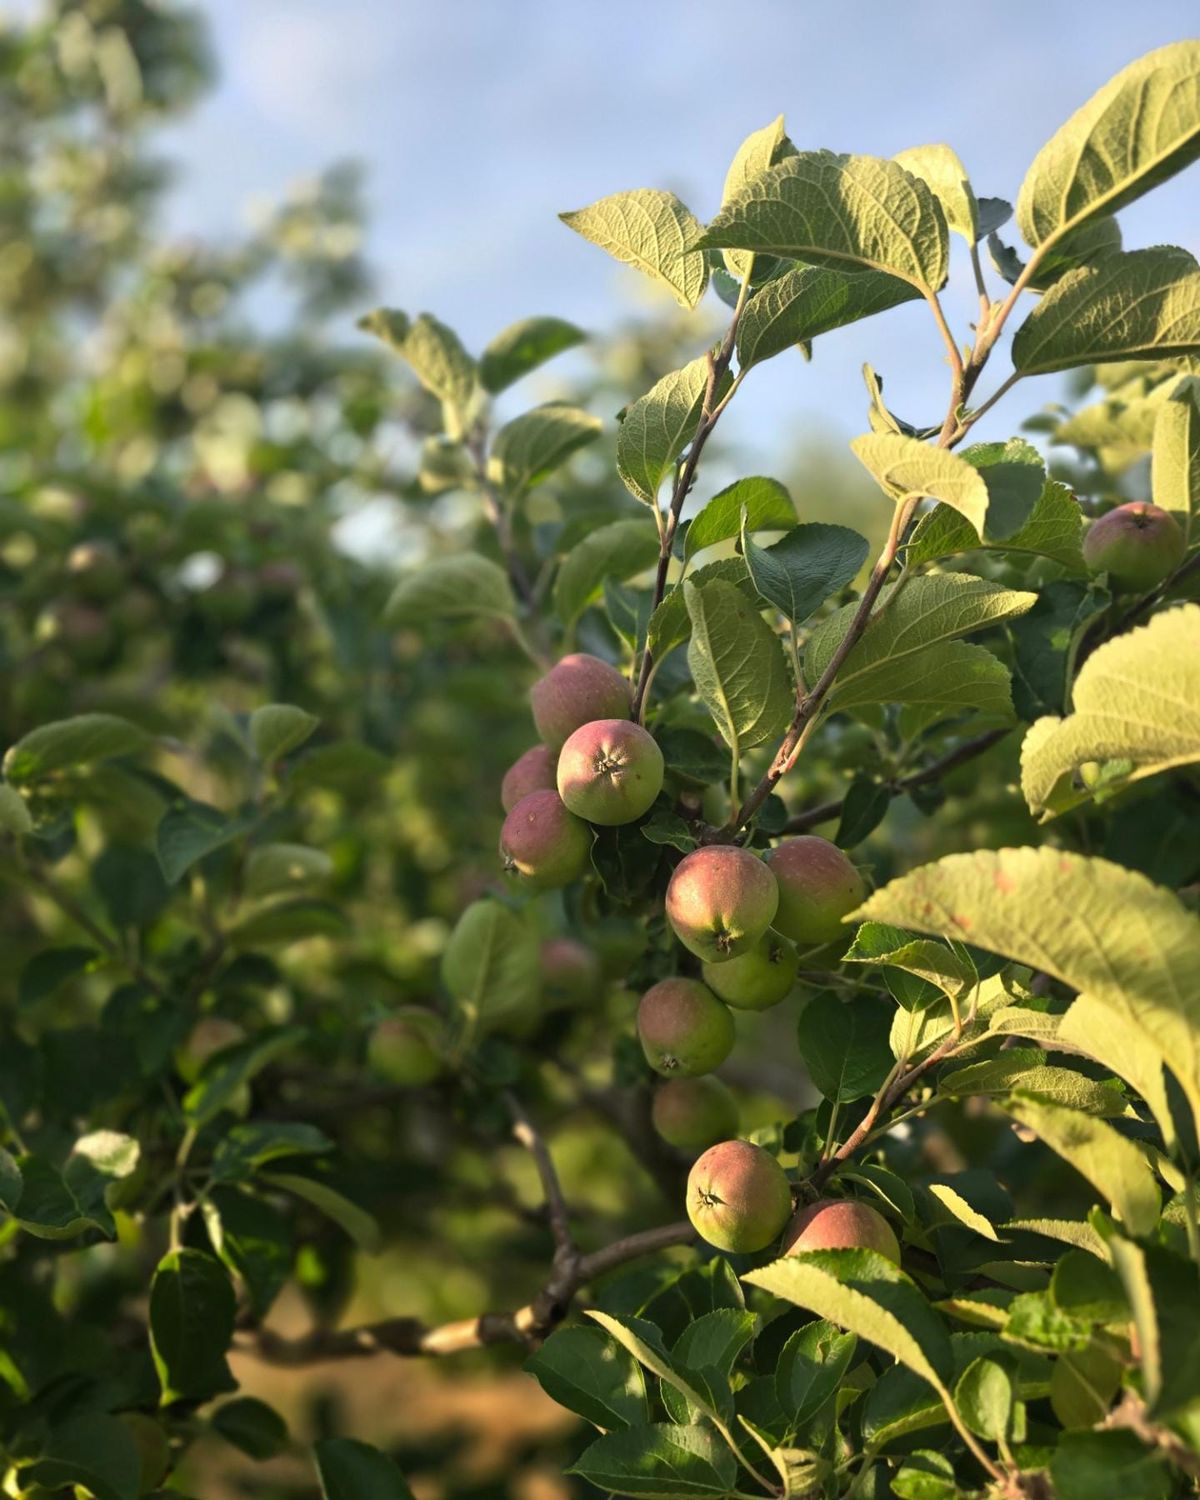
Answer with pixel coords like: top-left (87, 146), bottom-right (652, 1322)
top-left (73, 3), bottom-right (1200, 465)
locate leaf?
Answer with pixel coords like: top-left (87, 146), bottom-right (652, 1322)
top-left (775, 1320), bottom-right (858, 1430)
top-left (567, 1423), bottom-right (738, 1498)
top-left (804, 573), bottom-right (1035, 713)
top-left (1012, 248), bottom-right (1200, 375)
top-left (11, 1154), bottom-right (113, 1240)
top-left (315, 1437), bottom-right (415, 1500)
top-left (288, 741), bottom-right (391, 793)
top-left (384, 554), bottom-right (516, 627)
top-left (488, 402), bottom-right (601, 496)
top-left (835, 775), bottom-right (892, 849)
top-left (1016, 40), bottom-right (1200, 252)
top-left (1021, 606), bottom-right (1200, 820)
top-left (742, 522), bottom-right (869, 625)
top-left (19, 946), bottom-right (98, 1008)
top-left (954, 1356), bottom-right (1013, 1441)
top-left (735, 263), bottom-right (920, 369)
top-left (894, 144), bottom-right (978, 243)
top-left (856, 846), bottom-right (1200, 1132)
top-left (3, 713), bottom-right (150, 783)
top-left (844, 923), bottom-right (975, 1005)
top-left (526, 1326), bottom-right (649, 1431)
top-left (719, 114), bottom-right (795, 279)
top-left (0, 783), bottom-right (32, 834)
top-left (684, 476), bottom-right (795, 561)
top-left (617, 357), bottom-right (728, 507)
top-left (696, 150), bottom-right (949, 295)
top-left (554, 517), bottom-right (658, 626)
top-left (1009, 580), bottom-right (1107, 721)
top-left (24, 1414), bottom-right (141, 1500)
top-left (262, 1172), bottom-right (382, 1253)
top-left (156, 799), bottom-right (256, 886)
top-left (850, 433), bottom-right (990, 536)
top-left (796, 993), bottom-right (894, 1103)
top-left (0, 1148), bottom-right (20, 1214)
top-left (646, 557), bottom-right (756, 660)
top-left (561, 188), bottom-right (710, 310)
top-left (1003, 1218), bottom-right (1108, 1261)
top-left (926, 1184), bottom-right (1000, 1242)
top-left (212, 1396), bottom-right (289, 1460)
top-left (244, 842), bottom-right (333, 897)
top-left (1152, 376), bottom-right (1200, 544)
top-left (1057, 995), bottom-right (1175, 1147)
top-left (479, 315), bottom-right (585, 393)
top-left (939, 1050), bottom-right (1127, 1117)
top-left (149, 1249), bottom-right (237, 1405)
top-left (586, 1311), bottom-right (728, 1428)
top-left (359, 309), bottom-right (477, 419)
top-left (249, 703), bottom-right (319, 764)
top-left (684, 577), bottom-right (793, 757)
top-left (205, 1187), bottom-right (293, 1319)
top-left (211, 1122), bottom-right (333, 1183)
top-left (673, 1309), bottom-right (758, 1381)
top-left (906, 478), bottom-right (1086, 572)
top-left (441, 899), bottom-right (539, 1034)
top-left (1001, 1093), bottom-right (1160, 1237)
top-left (184, 1028), bottom-right (305, 1126)
top-left (1050, 1430), bottom-right (1172, 1500)
top-left (747, 1249), bottom-right (954, 1391)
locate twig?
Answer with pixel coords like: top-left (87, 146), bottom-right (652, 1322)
top-left (504, 1092), bottom-right (574, 1260)
top-left (782, 727), bottom-right (1010, 834)
top-left (236, 1220), bottom-right (696, 1364)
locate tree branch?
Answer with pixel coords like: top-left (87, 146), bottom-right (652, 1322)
top-left (236, 1220), bottom-right (696, 1365)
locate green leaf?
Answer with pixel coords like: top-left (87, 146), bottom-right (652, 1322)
top-left (747, 1249), bottom-right (954, 1392)
top-left (857, 846), bottom-right (1200, 1133)
top-left (646, 557), bottom-right (756, 660)
top-left (1021, 605), bottom-right (1200, 820)
top-left (742, 522), bottom-right (869, 625)
top-left (156, 798), bottom-right (256, 885)
top-left (526, 1326), bottom-right (649, 1431)
top-left (441, 899), bottom-right (539, 1034)
top-left (315, 1437), bottom-right (414, 1500)
top-left (0, 782), bottom-right (32, 834)
top-left (554, 517), bottom-right (658, 627)
top-left (1057, 995), bottom-right (1175, 1148)
top-left (617, 357), bottom-right (729, 507)
top-left (184, 1028), bottom-right (305, 1127)
top-left (212, 1396), bottom-right (289, 1460)
top-left (19, 945), bottom-right (98, 1008)
top-left (250, 703), bottom-right (319, 764)
top-left (673, 1309), bottom-right (758, 1382)
top-left (1003, 1218), bottom-right (1108, 1261)
top-left (850, 433), bottom-right (991, 536)
top-left (3, 713), bottom-right (150, 783)
top-left (804, 573), bottom-right (1035, 713)
top-left (262, 1171), bottom-right (382, 1254)
top-left (1151, 376), bottom-right (1200, 544)
top-left (1016, 41), bottom-right (1200, 253)
top-left (835, 775), bottom-right (892, 848)
top-left (479, 315), bottom-right (585, 394)
top-left (24, 1414), bottom-right (141, 1500)
top-left (844, 923), bottom-right (975, 1005)
top-left (696, 150), bottom-right (949, 295)
top-left (775, 1320), bottom-right (858, 1430)
top-left (489, 402), bottom-right (601, 496)
top-left (288, 741), bottom-right (391, 793)
top-left (227, 897), bottom-right (348, 948)
top-left (1012, 248), bottom-right (1200, 375)
top-left (359, 309), bottom-right (477, 421)
top-left (796, 993), bottom-right (894, 1102)
top-left (954, 1356), bottom-right (1015, 1444)
top-left (567, 1423), bottom-right (738, 1498)
top-left (735, 263), bottom-right (920, 370)
top-left (586, 1311), bottom-right (729, 1428)
top-left (0, 1148), bottom-right (20, 1214)
top-left (1009, 580), bottom-right (1108, 722)
top-left (894, 143), bottom-right (978, 243)
top-left (11, 1153), bottom-right (113, 1240)
top-left (939, 1051), bottom-right (1127, 1117)
top-left (1050, 1430), bottom-right (1172, 1500)
top-left (244, 842), bottom-right (333, 898)
top-left (561, 189), bottom-right (710, 310)
top-left (905, 478), bottom-right (1086, 572)
top-left (684, 476), bottom-right (795, 561)
top-left (384, 554), bottom-right (516, 627)
top-left (684, 577), bottom-right (793, 757)
top-left (204, 1187), bottom-right (293, 1319)
top-left (149, 1248), bottom-right (237, 1405)
top-left (719, 114), bottom-right (795, 278)
top-left (211, 1122), bottom-right (333, 1183)
top-left (1002, 1092), bottom-right (1160, 1237)
top-left (926, 1184), bottom-right (1000, 1242)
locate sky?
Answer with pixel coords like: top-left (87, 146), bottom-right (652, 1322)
top-left (20, 1), bottom-right (1200, 471)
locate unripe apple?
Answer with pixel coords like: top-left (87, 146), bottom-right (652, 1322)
top-left (367, 1007), bottom-right (446, 1085)
top-left (530, 652), bottom-right (632, 749)
top-left (1050, 1343), bottom-right (1122, 1428)
top-left (637, 977), bottom-right (735, 1076)
top-left (119, 1412), bottom-right (171, 1492)
top-left (782, 1197), bottom-right (901, 1263)
top-left (702, 933), bottom-right (798, 1010)
top-left (665, 845), bottom-right (779, 963)
top-left (652, 1076), bottom-right (738, 1150)
top-left (540, 937), bottom-right (602, 1009)
top-left (1082, 501), bottom-right (1185, 592)
top-left (687, 1139), bottom-right (793, 1253)
top-left (557, 719), bottom-right (664, 825)
top-left (175, 1016), bottom-right (245, 1084)
top-left (66, 538), bottom-right (124, 601)
top-left (501, 744), bottom-right (557, 812)
top-left (764, 836), bottom-right (866, 946)
top-left (499, 790), bottom-right (591, 890)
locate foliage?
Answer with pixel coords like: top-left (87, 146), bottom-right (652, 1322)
top-left (0, 11), bottom-right (1199, 1499)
